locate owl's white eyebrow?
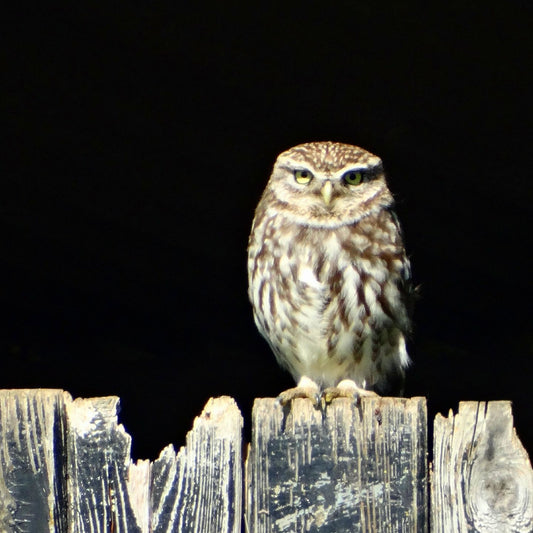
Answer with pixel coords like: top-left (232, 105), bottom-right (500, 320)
top-left (279, 164), bottom-right (310, 172)
top-left (342, 162), bottom-right (381, 171)
top-left (341, 166), bottom-right (369, 171)
top-left (338, 164), bottom-right (383, 176)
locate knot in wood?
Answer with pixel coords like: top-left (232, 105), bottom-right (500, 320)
top-left (467, 459), bottom-right (533, 532)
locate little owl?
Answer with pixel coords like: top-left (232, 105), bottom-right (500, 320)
top-left (247, 142), bottom-right (413, 403)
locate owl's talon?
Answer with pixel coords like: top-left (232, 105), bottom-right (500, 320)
top-left (322, 380), bottom-right (379, 404)
top-left (277, 376), bottom-right (321, 406)
top-left (277, 387), bottom-right (321, 406)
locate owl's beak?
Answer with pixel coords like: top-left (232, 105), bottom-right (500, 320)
top-left (321, 181), bottom-right (333, 205)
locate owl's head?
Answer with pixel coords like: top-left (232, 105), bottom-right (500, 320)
top-left (264, 142), bottom-right (394, 228)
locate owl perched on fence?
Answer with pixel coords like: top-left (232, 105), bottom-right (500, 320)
top-left (247, 142), bottom-right (413, 403)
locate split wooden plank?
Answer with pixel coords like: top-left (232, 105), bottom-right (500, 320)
top-left (0, 388), bottom-right (68, 533)
top-left (150, 396), bottom-right (243, 533)
top-left (245, 396), bottom-right (428, 533)
top-left (65, 395), bottom-right (148, 532)
top-left (431, 401), bottom-right (533, 533)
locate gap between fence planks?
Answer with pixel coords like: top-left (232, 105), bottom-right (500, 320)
top-left (0, 389), bottom-right (531, 532)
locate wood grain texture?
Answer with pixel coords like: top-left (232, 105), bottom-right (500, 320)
top-left (245, 396), bottom-right (428, 533)
top-left (431, 401), bottom-right (533, 533)
top-left (65, 395), bottom-right (146, 532)
top-left (0, 391), bottom-right (243, 533)
top-left (0, 389), bottom-right (68, 533)
top-left (2, 389), bottom-right (532, 532)
top-left (150, 396), bottom-right (243, 533)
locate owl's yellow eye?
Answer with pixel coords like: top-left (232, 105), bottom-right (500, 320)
top-left (343, 170), bottom-right (364, 186)
top-left (294, 169), bottom-right (313, 184)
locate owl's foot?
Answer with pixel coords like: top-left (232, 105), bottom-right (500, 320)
top-left (277, 376), bottom-right (321, 406)
top-left (322, 379), bottom-right (379, 404)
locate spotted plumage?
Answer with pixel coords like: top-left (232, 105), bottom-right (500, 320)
top-left (248, 142), bottom-right (412, 401)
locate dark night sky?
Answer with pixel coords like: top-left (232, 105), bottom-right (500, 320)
top-left (3, 2), bottom-right (532, 459)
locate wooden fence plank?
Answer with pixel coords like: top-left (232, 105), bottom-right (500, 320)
top-left (0, 389), bottom-right (68, 533)
top-left (431, 401), bottom-right (533, 533)
top-left (245, 396), bottom-right (428, 533)
top-left (65, 395), bottom-right (146, 532)
top-left (150, 396), bottom-right (243, 533)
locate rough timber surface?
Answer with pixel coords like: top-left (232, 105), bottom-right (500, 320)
top-left (245, 396), bottom-right (428, 533)
top-left (2, 389), bottom-right (532, 532)
top-left (431, 401), bottom-right (533, 533)
top-left (65, 395), bottom-right (147, 532)
top-left (150, 396), bottom-right (243, 533)
top-left (0, 390), bottom-right (243, 533)
top-left (0, 389), bottom-right (67, 533)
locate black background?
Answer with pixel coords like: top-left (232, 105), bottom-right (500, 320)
top-left (3, 2), bottom-right (532, 460)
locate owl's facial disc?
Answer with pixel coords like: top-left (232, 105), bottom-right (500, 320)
top-left (267, 151), bottom-right (393, 228)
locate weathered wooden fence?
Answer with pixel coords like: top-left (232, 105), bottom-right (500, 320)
top-left (0, 389), bottom-right (532, 532)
